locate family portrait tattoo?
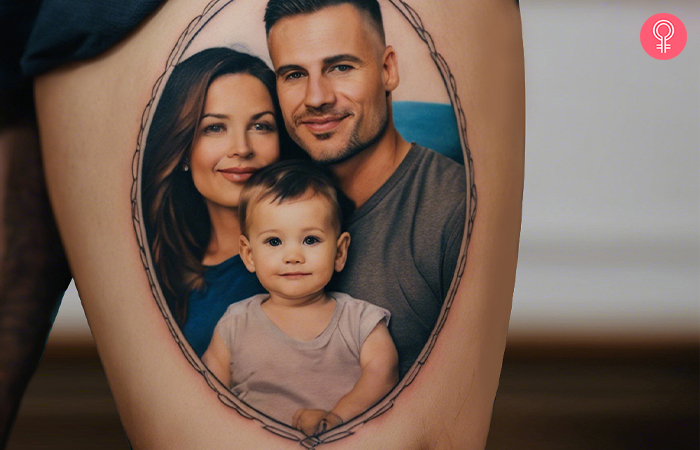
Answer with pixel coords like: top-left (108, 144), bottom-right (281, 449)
top-left (131, 0), bottom-right (476, 445)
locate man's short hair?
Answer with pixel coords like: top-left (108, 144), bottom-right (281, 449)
top-left (264, 0), bottom-right (384, 42)
top-left (239, 160), bottom-right (350, 237)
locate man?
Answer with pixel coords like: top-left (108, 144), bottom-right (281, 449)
top-left (265, 0), bottom-right (467, 377)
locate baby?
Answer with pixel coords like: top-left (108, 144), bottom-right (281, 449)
top-left (202, 160), bottom-right (399, 436)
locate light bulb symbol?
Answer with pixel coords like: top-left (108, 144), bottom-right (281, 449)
top-left (653, 19), bottom-right (674, 54)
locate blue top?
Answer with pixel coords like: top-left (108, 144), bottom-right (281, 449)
top-left (393, 101), bottom-right (464, 165)
top-left (182, 254), bottom-right (266, 357)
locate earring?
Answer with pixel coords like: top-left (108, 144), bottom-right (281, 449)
top-left (182, 160), bottom-right (189, 172)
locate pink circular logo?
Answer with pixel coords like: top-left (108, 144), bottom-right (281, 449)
top-left (641, 14), bottom-right (687, 60)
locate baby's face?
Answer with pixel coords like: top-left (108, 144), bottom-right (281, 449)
top-left (241, 192), bottom-right (347, 301)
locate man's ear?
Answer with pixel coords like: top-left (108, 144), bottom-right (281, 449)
top-left (382, 45), bottom-right (400, 93)
top-left (334, 231), bottom-right (352, 272)
top-left (239, 235), bottom-right (256, 273)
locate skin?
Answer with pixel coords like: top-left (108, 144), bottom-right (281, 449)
top-left (204, 193), bottom-right (398, 435)
top-left (268, 4), bottom-right (411, 208)
top-left (240, 193), bottom-right (350, 308)
top-left (32, 0), bottom-right (524, 447)
top-left (190, 73), bottom-right (281, 263)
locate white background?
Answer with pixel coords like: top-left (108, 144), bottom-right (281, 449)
top-left (49, 0), bottom-right (700, 343)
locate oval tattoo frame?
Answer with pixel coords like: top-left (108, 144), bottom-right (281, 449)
top-left (131, 0), bottom-right (476, 446)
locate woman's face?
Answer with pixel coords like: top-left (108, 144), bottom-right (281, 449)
top-left (190, 73), bottom-right (281, 211)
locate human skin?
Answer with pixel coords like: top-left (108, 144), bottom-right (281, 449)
top-left (240, 194), bottom-right (350, 302)
top-left (190, 72), bottom-right (281, 262)
top-left (33, 0), bottom-right (524, 448)
top-left (204, 193), bottom-right (399, 435)
top-left (268, 3), bottom-right (409, 208)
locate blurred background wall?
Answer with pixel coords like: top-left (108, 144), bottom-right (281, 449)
top-left (513, 0), bottom-right (698, 342)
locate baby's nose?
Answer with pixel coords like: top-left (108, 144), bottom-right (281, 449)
top-left (284, 248), bottom-right (304, 264)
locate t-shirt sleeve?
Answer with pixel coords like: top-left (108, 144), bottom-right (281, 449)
top-left (214, 304), bottom-right (239, 353)
top-left (358, 302), bottom-right (391, 346)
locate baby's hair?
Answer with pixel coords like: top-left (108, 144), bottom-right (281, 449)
top-left (238, 160), bottom-right (350, 237)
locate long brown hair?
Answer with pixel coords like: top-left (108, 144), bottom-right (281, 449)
top-left (142, 47), bottom-right (299, 325)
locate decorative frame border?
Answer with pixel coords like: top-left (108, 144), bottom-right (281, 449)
top-left (130, 0), bottom-right (476, 447)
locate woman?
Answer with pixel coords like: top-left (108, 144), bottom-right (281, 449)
top-left (142, 47), bottom-right (300, 356)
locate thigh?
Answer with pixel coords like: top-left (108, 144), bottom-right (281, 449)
top-left (35, 0), bottom-right (524, 448)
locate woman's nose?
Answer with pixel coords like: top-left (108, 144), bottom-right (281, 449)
top-left (227, 130), bottom-right (252, 158)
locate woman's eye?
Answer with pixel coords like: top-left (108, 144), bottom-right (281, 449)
top-left (266, 237), bottom-right (282, 247)
top-left (303, 236), bottom-right (320, 245)
top-left (203, 124), bottom-right (224, 133)
top-left (251, 122), bottom-right (275, 132)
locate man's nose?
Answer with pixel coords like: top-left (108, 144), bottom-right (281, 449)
top-left (227, 129), bottom-right (252, 158)
top-left (303, 74), bottom-right (335, 110)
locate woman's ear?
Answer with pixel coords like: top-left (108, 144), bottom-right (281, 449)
top-left (239, 235), bottom-right (256, 273)
top-left (334, 231), bottom-right (351, 272)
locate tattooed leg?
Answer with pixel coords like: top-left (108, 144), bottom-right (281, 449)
top-left (33, 1), bottom-right (523, 448)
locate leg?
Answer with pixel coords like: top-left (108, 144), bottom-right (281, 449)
top-left (0, 84), bottom-right (71, 446)
top-left (34, 0), bottom-right (523, 447)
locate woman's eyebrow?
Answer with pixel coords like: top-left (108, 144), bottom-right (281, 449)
top-left (201, 113), bottom-right (228, 120)
top-left (251, 111), bottom-right (275, 120)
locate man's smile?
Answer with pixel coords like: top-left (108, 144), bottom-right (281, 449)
top-left (298, 113), bottom-right (351, 134)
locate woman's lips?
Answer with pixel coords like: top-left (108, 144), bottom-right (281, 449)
top-left (218, 167), bottom-right (257, 183)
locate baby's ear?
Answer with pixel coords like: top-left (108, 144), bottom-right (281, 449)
top-left (334, 231), bottom-right (351, 272)
top-left (239, 235), bottom-right (256, 273)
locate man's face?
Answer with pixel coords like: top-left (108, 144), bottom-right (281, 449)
top-left (268, 4), bottom-right (398, 164)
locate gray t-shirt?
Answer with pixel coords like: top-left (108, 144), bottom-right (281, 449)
top-left (215, 292), bottom-right (390, 425)
top-left (329, 144), bottom-right (466, 377)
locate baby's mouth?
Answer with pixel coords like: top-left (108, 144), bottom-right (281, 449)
top-left (279, 272), bottom-right (311, 279)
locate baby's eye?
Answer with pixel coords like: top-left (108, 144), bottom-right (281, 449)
top-left (266, 237), bottom-right (282, 246)
top-left (303, 236), bottom-right (320, 245)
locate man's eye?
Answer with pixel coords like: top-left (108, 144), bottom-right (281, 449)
top-left (285, 72), bottom-right (304, 81)
top-left (332, 65), bottom-right (352, 73)
top-left (266, 237), bottom-right (282, 246)
top-left (303, 236), bottom-right (320, 245)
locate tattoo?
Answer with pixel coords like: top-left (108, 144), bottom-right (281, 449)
top-left (132, 0), bottom-right (475, 445)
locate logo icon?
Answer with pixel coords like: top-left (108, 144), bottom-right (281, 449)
top-left (641, 14), bottom-right (687, 60)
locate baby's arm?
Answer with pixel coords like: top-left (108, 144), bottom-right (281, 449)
top-left (319, 322), bottom-right (399, 434)
top-left (201, 331), bottom-right (231, 388)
